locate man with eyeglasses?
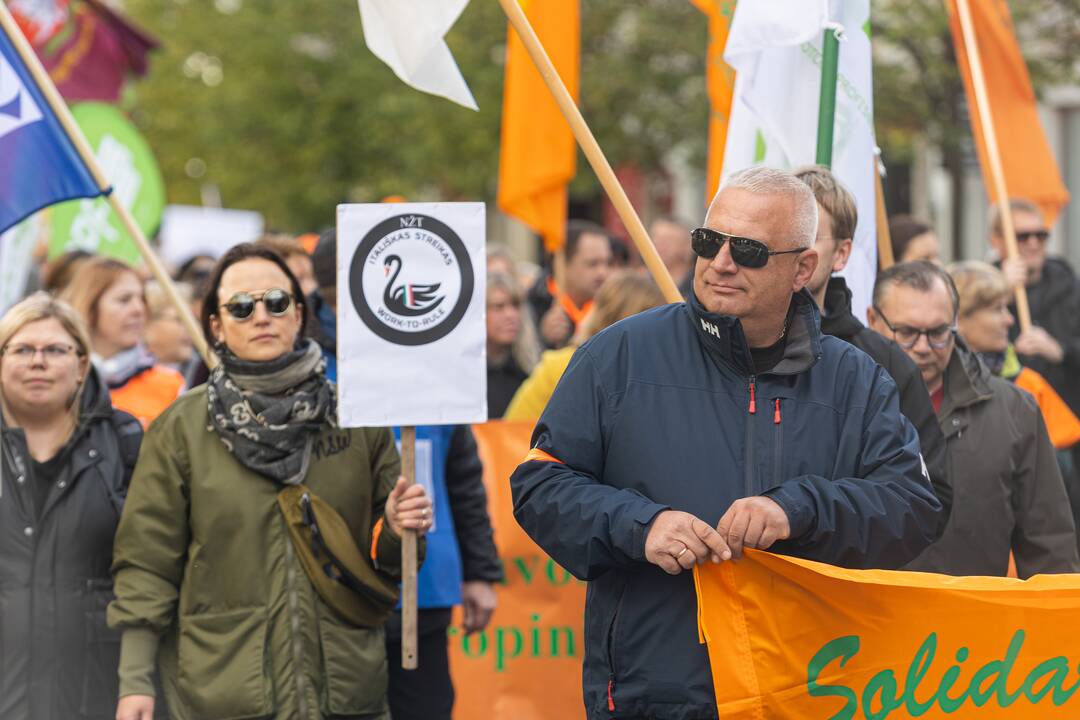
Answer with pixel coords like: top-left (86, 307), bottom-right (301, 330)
top-left (990, 198), bottom-right (1080, 418)
top-left (868, 261), bottom-right (1080, 578)
top-left (511, 166), bottom-right (942, 720)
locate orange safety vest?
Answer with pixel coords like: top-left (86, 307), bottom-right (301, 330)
top-left (109, 366), bottom-right (184, 429)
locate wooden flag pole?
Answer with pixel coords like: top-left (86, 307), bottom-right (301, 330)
top-left (0, 2), bottom-right (214, 365)
top-left (874, 155), bottom-right (895, 269)
top-left (954, 0), bottom-right (1031, 331)
top-left (495, 0), bottom-right (681, 304)
top-left (400, 426), bottom-right (419, 670)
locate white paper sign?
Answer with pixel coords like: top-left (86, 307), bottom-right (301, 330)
top-left (158, 205), bottom-right (264, 267)
top-left (336, 202), bottom-right (486, 426)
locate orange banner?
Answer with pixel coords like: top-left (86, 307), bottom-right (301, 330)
top-left (696, 550), bottom-right (1080, 718)
top-left (689, 0), bottom-right (737, 205)
top-left (497, 0), bottom-right (580, 253)
top-left (450, 421), bottom-right (585, 719)
top-left (948, 0), bottom-right (1069, 223)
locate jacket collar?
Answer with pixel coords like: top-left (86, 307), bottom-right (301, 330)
top-left (820, 276), bottom-right (865, 339)
top-left (940, 337), bottom-right (995, 419)
top-left (686, 288), bottom-right (823, 378)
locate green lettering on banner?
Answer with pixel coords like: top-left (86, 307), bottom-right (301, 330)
top-left (806, 635), bottom-right (859, 720)
top-left (495, 627), bottom-right (523, 671)
top-left (530, 614), bottom-right (542, 658)
top-left (805, 629), bottom-right (1080, 717)
top-left (546, 559), bottom-right (572, 586)
top-left (513, 556), bottom-right (538, 585)
top-left (550, 626), bottom-right (576, 658)
top-left (967, 630), bottom-right (1023, 708)
top-left (463, 630), bottom-right (488, 658)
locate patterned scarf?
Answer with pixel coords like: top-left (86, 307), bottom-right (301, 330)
top-left (207, 340), bottom-right (335, 485)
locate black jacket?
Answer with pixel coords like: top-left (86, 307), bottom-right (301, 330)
top-left (446, 426), bottom-right (503, 584)
top-left (822, 276), bottom-right (952, 535)
top-left (0, 370), bottom-right (143, 720)
top-left (904, 340), bottom-right (1080, 577)
top-left (1006, 257), bottom-right (1080, 415)
top-left (511, 291), bottom-right (942, 719)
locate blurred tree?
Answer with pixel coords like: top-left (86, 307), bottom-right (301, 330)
top-left (123, 0), bottom-right (708, 233)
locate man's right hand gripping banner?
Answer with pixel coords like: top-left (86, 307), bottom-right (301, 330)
top-left (695, 551), bottom-right (1080, 718)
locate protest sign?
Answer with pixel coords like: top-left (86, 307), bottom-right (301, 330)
top-left (158, 205), bottom-right (264, 267)
top-left (696, 549), bottom-right (1080, 718)
top-left (337, 202), bottom-right (487, 426)
top-left (450, 421), bottom-right (586, 720)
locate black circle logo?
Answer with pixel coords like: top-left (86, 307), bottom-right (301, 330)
top-left (349, 214), bottom-right (475, 346)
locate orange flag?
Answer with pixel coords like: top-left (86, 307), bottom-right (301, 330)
top-left (695, 550), bottom-right (1080, 718)
top-left (948, 0), bottom-right (1069, 223)
top-left (689, 0), bottom-right (737, 204)
top-left (497, 0), bottom-right (580, 253)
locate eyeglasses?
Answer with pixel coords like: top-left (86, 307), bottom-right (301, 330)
top-left (872, 305), bottom-right (955, 349)
top-left (1016, 230), bottom-right (1049, 245)
top-left (221, 288), bottom-right (295, 321)
top-left (1, 344), bottom-right (80, 364)
top-left (690, 227), bottom-right (805, 269)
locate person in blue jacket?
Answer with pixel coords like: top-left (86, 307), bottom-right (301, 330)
top-left (309, 228), bottom-right (503, 720)
top-left (510, 166), bottom-right (943, 720)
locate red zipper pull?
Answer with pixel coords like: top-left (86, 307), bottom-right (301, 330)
top-left (608, 676), bottom-right (616, 711)
top-left (774, 398), bottom-right (781, 425)
top-left (748, 381), bottom-right (757, 414)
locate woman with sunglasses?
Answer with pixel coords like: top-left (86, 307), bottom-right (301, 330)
top-left (0, 293), bottom-right (145, 720)
top-left (110, 244), bottom-right (432, 720)
top-left (62, 258), bottom-right (184, 429)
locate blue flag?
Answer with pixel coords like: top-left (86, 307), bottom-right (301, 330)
top-left (0, 24), bottom-right (105, 235)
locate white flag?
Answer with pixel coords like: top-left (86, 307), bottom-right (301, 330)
top-left (358, 0), bottom-right (478, 111)
top-left (722, 0), bottom-right (877, 323)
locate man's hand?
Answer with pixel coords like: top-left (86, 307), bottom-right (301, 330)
top-left (116, 695), bottom-right (155, 720)
top-left (1015, 326), bottom-right (1065, 364)
top-left (539, 306), bottom-right (573, 347)
top-left (1002, 257), bottom-right (1027, 290)
top-left (385, 477), bottom-right (433, 536)
top-left (461, 581), bottom-right (497, 635)
top-left (717, 497), bottom-right (791, 560)
top-left (644, 510), bottom-right (731, 575)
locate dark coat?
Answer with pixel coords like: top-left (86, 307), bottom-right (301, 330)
top-left (822, 276), bottom-right (952, 535)
top-left (0, 370), bottom-right (142, 720)
top-left (1006, 257), bottom-right (1080, 415)
top-left (904, 339), bottom-right (1080, 578)
top-left (510, 291), bottom-right (942, 720)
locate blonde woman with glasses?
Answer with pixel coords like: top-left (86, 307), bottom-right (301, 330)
top-left (0, 293), bottom-right (144, 720)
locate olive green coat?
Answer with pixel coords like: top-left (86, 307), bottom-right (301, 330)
top-left (108, 387), bottom-right (411, 720)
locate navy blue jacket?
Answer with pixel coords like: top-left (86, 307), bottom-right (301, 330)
top-left (510, 291), bottom-right (942, 720)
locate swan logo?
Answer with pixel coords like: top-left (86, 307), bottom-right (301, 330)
top-left (349, 213), bottom-right (475, 346)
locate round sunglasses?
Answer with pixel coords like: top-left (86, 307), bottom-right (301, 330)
top-left (221, 288), bottom-right (295, 321)
top-left (690, 227), bottom-right (805, 269)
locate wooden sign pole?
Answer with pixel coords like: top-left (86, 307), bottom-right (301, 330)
top-left (400, 425), bottom-right (419, 670)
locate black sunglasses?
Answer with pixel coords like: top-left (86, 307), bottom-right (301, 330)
top-left (221, 288), bottom-right (295, 321)
top-left (690, 227), bottom-right (805, 269)
top-left (1016, 230), bottom-right (1049, 244)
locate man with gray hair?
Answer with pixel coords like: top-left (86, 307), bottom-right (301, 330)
top-left (868, 260), bottom-right (1079, 578)
top-left (511, 166), bottom-right (943, 719)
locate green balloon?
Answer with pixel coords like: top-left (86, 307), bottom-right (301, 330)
top-left (48, 102), bottom-right (165, 265)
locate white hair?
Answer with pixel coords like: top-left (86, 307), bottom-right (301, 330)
top-left (710, 166), bottom-right (819, 248)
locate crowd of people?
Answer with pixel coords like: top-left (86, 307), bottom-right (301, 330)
top-left (2, 164), bottom-right (1080, 719)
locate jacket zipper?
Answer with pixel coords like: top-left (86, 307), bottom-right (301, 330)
top-left (744, 377), bottom-right (757, 496)
top-left (283, 529), bottom-right (310, 718)
top-left (606, 583), bottom-right (627, 712)
top-left (773, 399), bottom-right (783, 483)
